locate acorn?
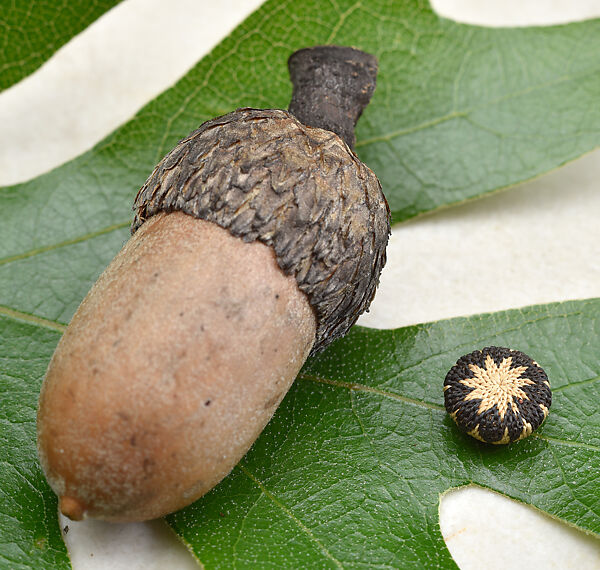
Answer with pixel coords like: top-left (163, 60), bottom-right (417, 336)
top-left (36, 46), bottom-right (390, 522)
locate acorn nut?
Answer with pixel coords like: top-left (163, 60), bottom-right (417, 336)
top-left (36, 46), bottom-right (390, 522)
top-left (444, 346), bottom-right (552, 444)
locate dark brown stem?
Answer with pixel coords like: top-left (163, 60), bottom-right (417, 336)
top-left (287, 45), bottom-right (378, 150)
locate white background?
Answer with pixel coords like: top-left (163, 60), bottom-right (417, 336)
top-left (1, 1), bottom-right (599, 568)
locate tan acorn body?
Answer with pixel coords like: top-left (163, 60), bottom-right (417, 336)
top-left (37, 212), bottom-right (316, 521)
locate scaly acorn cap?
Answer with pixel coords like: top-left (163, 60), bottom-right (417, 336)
top-left (132, 107), bottom-right (390, 353)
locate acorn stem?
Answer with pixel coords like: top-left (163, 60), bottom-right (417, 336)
top-left (287, 45), bottom-right (378, 149)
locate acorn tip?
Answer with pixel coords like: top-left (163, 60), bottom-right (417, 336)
top-left (60, 496), bottom-right (85, 521)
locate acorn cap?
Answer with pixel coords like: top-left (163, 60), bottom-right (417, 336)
top-left (132, 107), bottom-right (390, 353)
top-left (444, 346), bottom-right (551, 444)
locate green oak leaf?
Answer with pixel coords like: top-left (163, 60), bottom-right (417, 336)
top-left (3, 300), bottom-right (599, 568)
top-left (1, 0), bottom-right (599, 281)
top-left (1, 0), bottom-right (600, 567)
top-left (168, 299), bottom-right (600, 568)
top-left (0, 0), bottom-right (122, 92)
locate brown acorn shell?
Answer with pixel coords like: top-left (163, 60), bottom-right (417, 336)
top-left (132, 108), bottom-right (390, 352)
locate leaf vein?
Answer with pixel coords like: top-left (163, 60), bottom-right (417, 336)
top-left (356, 67), bottom-right (600, 149)
top-left (0, 305), bottom-right (66, 333)
top-left (532, 433), bottom-right (600, 452)
top-left (237, 463), bottom-right (344, 568)
top-left (0, 220), bottom-right (130, 266)
top-left (298, 372), bottom-right (445, 411)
